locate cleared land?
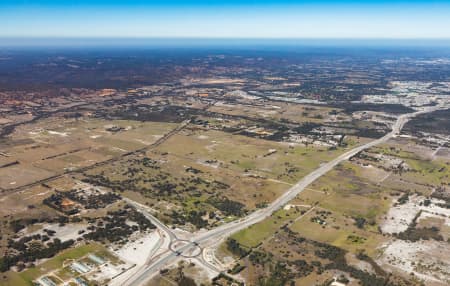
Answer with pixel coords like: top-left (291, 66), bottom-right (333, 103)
top-left (81, 126), bottom-right (355, 230)
top-left (224, 135), bottom-right (450, 285)
top-left (0, 117), bottom-right (177, 189)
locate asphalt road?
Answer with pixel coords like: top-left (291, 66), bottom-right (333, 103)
top-left (123, 106), bottom-right (442, 286)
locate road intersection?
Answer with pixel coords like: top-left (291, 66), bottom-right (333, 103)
top-left (120, 105), bottom-right (444, 286)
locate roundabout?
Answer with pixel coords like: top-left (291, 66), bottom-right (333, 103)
top-left (169, 239), bottom-right (202, 258)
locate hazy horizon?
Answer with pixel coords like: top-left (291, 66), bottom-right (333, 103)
top-left (1, 1), bottom-right (450, 40)
top-left (1, 37), bottom-right (450, 49)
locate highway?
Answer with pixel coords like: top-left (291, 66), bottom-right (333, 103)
top-left (122, 105), bottom-right (443, 286)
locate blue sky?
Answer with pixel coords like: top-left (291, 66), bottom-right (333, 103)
top-left (1, 1), bottom-right (450, 39)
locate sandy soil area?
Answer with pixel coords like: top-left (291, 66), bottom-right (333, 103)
top-left (380, 195), bottom-right (450, 234)
top-left (114, 230), bottom-right (161, 265)
top-left (108, 230), bottom-right (163, 286)
top-left (21, 222), bottom-right (87, 242)
top-left (377, 239), bottom-right (450, 285)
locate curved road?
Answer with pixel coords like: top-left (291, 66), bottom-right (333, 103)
top-left (124, 106), bottom-right (442, 286)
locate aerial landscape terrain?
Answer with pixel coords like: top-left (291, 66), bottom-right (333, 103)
top-left (0, 43), bottom-right (449, 286)
top-left (1, 1), bottom-right (450, 286)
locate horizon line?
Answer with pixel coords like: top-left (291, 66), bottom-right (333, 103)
top-left (2, 36), bottom-right (450, 39)
top-left (2, 37), bottom-right (450, 48)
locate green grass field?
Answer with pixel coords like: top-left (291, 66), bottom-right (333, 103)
top-left (2, 243), bottom-right (105, 286)
top-left (230, 208), bottom-right (302, 248)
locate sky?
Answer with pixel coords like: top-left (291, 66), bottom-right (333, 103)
top-left (1, 1), bottom-right (450, 39)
